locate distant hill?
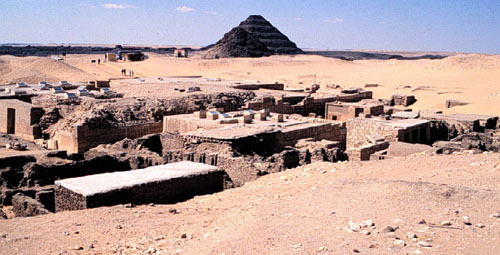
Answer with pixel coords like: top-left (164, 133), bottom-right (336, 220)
top-left (305, 50), bottom-right (448, 61)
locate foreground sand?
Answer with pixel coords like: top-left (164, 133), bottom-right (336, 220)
top-left (1, 53), bottom-right (499, 116)
top-left (1, 153), bottom-right (499, 254)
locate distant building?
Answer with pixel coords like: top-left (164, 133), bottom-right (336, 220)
top-left (174, 49), bottom-right (188, 58)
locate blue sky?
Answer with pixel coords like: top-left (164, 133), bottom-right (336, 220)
top-left (1, 0), bottom-right (499, 53)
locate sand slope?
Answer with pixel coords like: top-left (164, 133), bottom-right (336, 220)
top-left (1, 153), bottom-right (499, 254)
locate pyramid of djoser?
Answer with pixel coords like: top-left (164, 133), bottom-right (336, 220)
top-left (203, 15), bottom-right (302, 58)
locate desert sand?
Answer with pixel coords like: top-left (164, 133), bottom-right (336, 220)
top-left (1, 52), bottom-right (500, 255)
top-left (1, 53), bottom-right (500, 116)
top-left (1, 152), bottom-right (500, 254)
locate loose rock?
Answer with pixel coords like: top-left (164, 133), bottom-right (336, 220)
top-left (394, 239), bottom-right (406, 247)
top-left (417, 241), bottom-right (432, 247)
top-left (406, 232), bottom-right (417, 239)
top-left (385, 226), bottom-right (398, 232)
top-left (441, 220), bottom-right (452, 226)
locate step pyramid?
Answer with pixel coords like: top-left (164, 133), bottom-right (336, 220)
top-left (203, 15), bottom-right (302, 58)
top-left (238, 15), bottom-right (302, 54)
top-left (203, 27), bottom-right (272, 58)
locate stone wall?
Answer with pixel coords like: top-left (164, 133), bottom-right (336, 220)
top-left (347, 118), bottom-right (430, 147)
top-left (0, 99), bottom-right (43, 140)
top-left (279, 123), bottom-right (346, 147)
top-left (326, 102), bottom-right (384, 121)
top-left (346, 141), bottom-right (390, 161)
top-left (52, 122), bottom-right (163, 153)
top-left (347, 118), bottom-right (401, 147)
top-left (163, 116), bottom-right (220, 134)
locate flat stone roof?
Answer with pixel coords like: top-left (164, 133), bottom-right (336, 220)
top-left (356, 117), bottom-right (429, 129)
top-left (55, 161), bottom-right (220, 197)
top-left (391, 111), bottom-right (419, 119)
top-left (422, 113), bottom-right (499, 122)
top-left (185, 125), bottom-right (279, 140)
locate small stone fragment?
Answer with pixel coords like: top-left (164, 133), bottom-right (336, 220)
top-left (362, 230), bottom-right (370, 235)
top-left (180, 233), bottom-right (187, 239)
top-left (353, 249), bottom-right (360, 253)
top-left (71, 246), bottom-right (83, 251)
top-left (123, 203), bottom-right (134, 208)
top-left (463, 216), bottom-right (471, 225)
top-left (393, 218), bottom-right (404, 224)
top-left (490, 212), bottom-right (500, 218)
top-left (360, 219), bottom-right (374, 227)
top-left (349, 220), bottom-right (361, 232)
top-left (394, 239), bottom-right (406, 247)
top-left (385, 226), bottom-right (398, 232)
top-left (417, 241), bottom-right (432, 247)
top-left (369, 244), bottom-right (376, 248)
top-left (441, 220), bottom-right (451, 226)
top-left (114, 224), bottom-right (123, 230)
top-left (418, 219), bottom-right (426, 224)
top-left (476, 223), bottom-right (485, 228)
top-left (406, 232), bottom-right (417, 239)
top-left (62, 231), bottom-right (70, 236)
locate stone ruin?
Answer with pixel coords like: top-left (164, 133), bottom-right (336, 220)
top-left (1, 78), bottom-right (499, 218)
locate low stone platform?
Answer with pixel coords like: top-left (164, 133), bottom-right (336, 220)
top-left (55, 161), bottom-right (224, 212)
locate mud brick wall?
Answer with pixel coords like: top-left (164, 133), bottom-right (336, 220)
top-left (54, 122), bottom-right (163, 153)
top-left (347, 118), bottom-right (401, 147)
top-left (0, 99), bottom-right (43, 140)
top-left (55, 166), bottom-right (224, 212)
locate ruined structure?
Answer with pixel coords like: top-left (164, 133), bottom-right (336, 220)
top-left (246, 88), bottom-right (373, 116)
top-left (0, 100), bottom-right (43, 140)
top-left (325, 99), bottom-right (385, 121)
top-left (1, 74), bottom-right (499, 218)
top-left (55, 161), bottom-right (224, 212)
